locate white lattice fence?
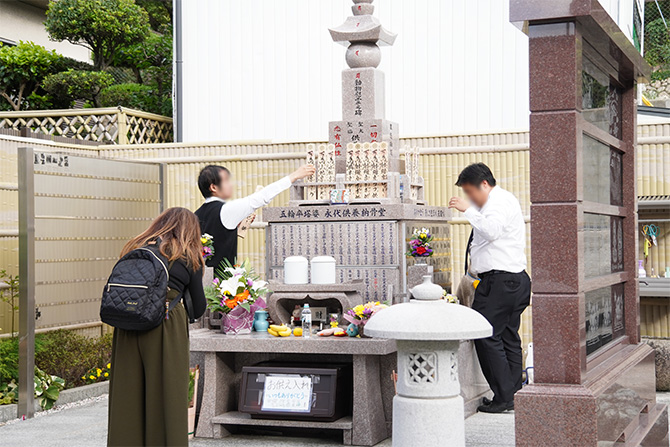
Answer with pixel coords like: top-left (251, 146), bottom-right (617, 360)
top-left (0, 107), bottom-right (172, 144)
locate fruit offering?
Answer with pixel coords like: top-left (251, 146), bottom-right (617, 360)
top-left (268, 324), bottom-right (292, 337)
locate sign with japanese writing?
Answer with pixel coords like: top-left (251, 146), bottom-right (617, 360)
top-left (261, 375), bottom-right (313, 413)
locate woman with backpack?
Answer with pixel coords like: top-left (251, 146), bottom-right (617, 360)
top-left (106, 207), bottom-right (206, 447)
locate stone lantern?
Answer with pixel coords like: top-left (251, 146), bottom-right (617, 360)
top-left (365, 276), bottom-right (492, 447)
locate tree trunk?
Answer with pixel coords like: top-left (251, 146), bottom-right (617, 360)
top-left (133, 67), bottom-right (143, 84)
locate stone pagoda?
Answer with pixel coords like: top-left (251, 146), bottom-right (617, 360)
top-left (264, 0), bottom-right (451, 304)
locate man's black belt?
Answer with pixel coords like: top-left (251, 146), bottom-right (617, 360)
top-left (478, 270), bottom-right (513, 278)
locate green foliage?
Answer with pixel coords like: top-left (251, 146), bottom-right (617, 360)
top-left (136, 0), bottom-right (172, 32)
top-left (35, 330), bottom-right (113, 390)
top-left (81, 362), bottom-right (111, 384)
top-left (45, 0), bottom-right (150, 70)
top-left (34, 366), bottom-right (65, 410)
top-left (43, 69), bottom-right (114, 108)
top-left (0, 381), bottom-right (17, 405)
top-left (651, 70), bottom-right (670, 81)
top-left (645, 18), bottom-right (670, 68)
top-left (100, 82), bottom-right (152, 108)
top-left (99, 82), bottom-right (170, 115)
top-left (188, 369), bottom-right (196, 405)
top-left (0, 270), bottom-right (19, 338)
top-left (0, 337), bottom-right (19, 386)
top-left (0, 41), bottom-right (64, 110)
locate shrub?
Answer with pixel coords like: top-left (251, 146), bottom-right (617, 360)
top-left (43, 69), bottom-right (114, 108)
top-left (100, 82), bottom-right (170, 115)
top-left (0, 338), bottom-right (19, 386)
top-left (100, 83), bottom-right (152, 108)
top-left (34, 330), bottom-right (113, 389)
top-left (0, 41), bottom-right (64, 110)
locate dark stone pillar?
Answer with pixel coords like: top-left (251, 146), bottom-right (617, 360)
top-left (510, 2), bottom-right (669, 445)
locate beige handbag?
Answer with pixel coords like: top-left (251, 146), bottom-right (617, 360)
top-left (456, 231), bottom-right (480, 308)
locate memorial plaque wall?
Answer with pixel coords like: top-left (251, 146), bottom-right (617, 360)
top-left (265, 209), bottom-right (451, 302)
top-left (511, 2), bottom-right (667, 445)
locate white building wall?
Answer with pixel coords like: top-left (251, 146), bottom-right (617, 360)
top-left (180, 0), bottom-right (639, 143)
top-left (0, 1), bottom-right (90, 62)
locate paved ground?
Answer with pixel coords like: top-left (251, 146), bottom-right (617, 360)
top-left (0, 394), bottom-right (515, 447)
top-left (4, 393), bottom-right (670, 447)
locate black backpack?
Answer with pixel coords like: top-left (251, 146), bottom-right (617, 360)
top-left (100, 240), bottom-right (182, 331)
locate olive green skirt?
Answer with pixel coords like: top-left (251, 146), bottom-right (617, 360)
top-left (107, 302), bottom-right (189, 447)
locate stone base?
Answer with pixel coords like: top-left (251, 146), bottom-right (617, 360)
top-left (458, 340), bottom-right (491, 417)
top-left (643, 337), bottom-right (670, 391)
top-left (393, 394), bottom-right (465, 447)
top-left (515, 343), bottom-right (666, 446)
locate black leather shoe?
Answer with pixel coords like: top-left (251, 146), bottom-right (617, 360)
top-left (482, 396), bottom-right (493, 406)
top-left (477, 400), bottom-right (514, 413)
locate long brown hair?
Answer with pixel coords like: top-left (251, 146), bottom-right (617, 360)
top-left (121, 207), bottom-right (204, 270)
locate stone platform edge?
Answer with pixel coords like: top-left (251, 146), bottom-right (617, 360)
top-left (0, 381), bottom-right (109, 424)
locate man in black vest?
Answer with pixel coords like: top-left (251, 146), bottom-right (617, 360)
top-left (195, 164), bottom-right (315, 271)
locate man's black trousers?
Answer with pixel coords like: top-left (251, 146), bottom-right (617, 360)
top-left (472, 270), bottom-right (531, 404)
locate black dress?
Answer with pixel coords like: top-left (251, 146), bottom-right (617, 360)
top-left (107, 259), bottom-right (205, 447)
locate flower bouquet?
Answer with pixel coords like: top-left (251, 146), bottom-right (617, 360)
top-left (407, 227), bottom-right (434, 263)
top-left (204, 259), bottom-right (270, 334)
top-left (343, 301), bottom-right (388, 337)
top-left (201, 233), bottom-right (214, 262)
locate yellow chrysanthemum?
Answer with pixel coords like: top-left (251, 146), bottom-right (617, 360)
top-left (81, 376), bottom-right (85, 380)
top-left (89, 375), bottom-right (95, 380)
top-left (104, 372), bottom-right (109, 377)
top-left (107, 363), bottom-right (111, 369)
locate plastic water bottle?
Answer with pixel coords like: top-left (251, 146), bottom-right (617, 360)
top-left (301, 304), bottom-right (312, 338)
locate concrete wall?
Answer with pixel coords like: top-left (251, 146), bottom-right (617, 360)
top-left (179, 0), bottom-right (638, 143)
top-left (0, 1), bottom-right (90, 62)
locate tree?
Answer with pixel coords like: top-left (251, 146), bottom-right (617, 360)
top-left (112, 26), bottom-right (172, 87)
top-left (43, 69), bottom-right (114, 108)
top-left (0, 42), bottom-right (64, 111)
top-left (45, 0), bottom-right (150, 70)
top-left (136, 0), bottom-right (172, 32)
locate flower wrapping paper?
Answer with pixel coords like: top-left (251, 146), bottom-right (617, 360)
top-left (221, 296), bottom-right (267, 335)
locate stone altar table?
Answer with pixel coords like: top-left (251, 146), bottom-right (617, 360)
top-left (191, 330), bottom-right (397, 446)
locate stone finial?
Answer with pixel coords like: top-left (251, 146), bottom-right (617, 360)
top-left (329, 0), bottom-right (397, 69)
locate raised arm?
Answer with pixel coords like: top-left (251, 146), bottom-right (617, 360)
top-left (219, 164), bottom-right (315, 230)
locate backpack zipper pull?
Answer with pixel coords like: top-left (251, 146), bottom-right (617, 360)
top-left (165, 300), bottom-right (170, 320)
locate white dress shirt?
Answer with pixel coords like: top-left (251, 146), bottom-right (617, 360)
top-left (463, 186), bottom-right (527, 275)
top-left (204, 176), bottom-right (292, 230)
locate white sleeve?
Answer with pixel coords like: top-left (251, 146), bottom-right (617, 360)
top-left (220, 176), bottom-right (292, 230)
top-left (463, 198), bottom-right (509, 242)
